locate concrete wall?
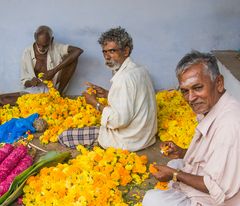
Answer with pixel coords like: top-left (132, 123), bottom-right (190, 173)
top-left (0, 0), bottom-right (240, 95)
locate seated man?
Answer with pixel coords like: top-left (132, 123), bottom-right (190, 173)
top-left (21, 25), bottom-right (83, 94)
top-left (143, 51), bottom-right (240, 205)
top-left (0, 25), bottom-right (83, 105)
top-left (58, 27), bottom-right (157, 151)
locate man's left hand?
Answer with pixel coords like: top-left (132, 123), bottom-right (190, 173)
top-left (83, 91), bottom-right (97, 107)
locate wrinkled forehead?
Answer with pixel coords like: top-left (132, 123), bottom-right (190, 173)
top-left (36, 29), bottom-right (51, 37)
top-left (35, 26), bottom-right (53, 39)
top-left (102, 41), bottom-right (120, 50)
top-left (179, 65), bottom-right (210, 87)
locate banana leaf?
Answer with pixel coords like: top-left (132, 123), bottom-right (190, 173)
top-left (1, 178), bottom-right (28, 206)
top-left (0, 151), bottom-right (71, 205)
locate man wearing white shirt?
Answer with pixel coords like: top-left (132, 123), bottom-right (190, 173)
top-left (0, 25), bottom-right (83, 106)
top-left (58, 27), bottom-right (157, 151)
top-left (21, 25), bottom-right (83, 94)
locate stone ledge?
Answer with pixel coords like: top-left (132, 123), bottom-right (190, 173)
top-left (212, 50), bottom-right (240, 81)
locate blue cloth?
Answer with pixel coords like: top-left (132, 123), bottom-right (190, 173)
top-left (0, 113), bottom-right (39, 143)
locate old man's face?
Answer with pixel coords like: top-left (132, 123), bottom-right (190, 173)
top-left (101, 41), bottom-right (129, 71)
top-left (179, 63), bottom-right (224, 115)
top-left (35, 30), bottom-right (52, 54)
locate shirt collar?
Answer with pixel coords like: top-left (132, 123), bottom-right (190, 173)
top-left (196, 91), bottom-right (229, 137)
top-left (110, 57), bottom-right (131, 83)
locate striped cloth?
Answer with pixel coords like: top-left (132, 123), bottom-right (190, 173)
top-left (58, 126), bottom-right (99, 149)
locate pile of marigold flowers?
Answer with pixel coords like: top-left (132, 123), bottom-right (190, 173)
top-left (0, 83), bottom-right (196, 149)
top-left (0, 81), bottom-right (107, 144)
top-left (156, 90), bottom-right (197, 149)
top-left (22, 146), bottom-right (148, 206)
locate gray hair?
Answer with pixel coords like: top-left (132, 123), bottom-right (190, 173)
top-left (176, 50), bottom-right (220, 81)
top-left (98, 27), bottom-right (133, 55)
top-left (34, 25), bottom-right (53, 40)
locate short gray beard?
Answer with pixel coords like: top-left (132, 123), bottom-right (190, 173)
top-left (105, 60), bottom-right (121, 71)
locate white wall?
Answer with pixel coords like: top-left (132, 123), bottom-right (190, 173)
top-left (0, 0), bottom-right (240, 95)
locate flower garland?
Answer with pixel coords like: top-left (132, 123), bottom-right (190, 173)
top-left (0, 81), bottom-right (107, 144)
top-left (22, 146), bottom-right (148, 206)
top-left (156, 90), bottom-right (197, 149)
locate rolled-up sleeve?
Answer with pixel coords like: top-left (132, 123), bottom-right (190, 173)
top-left (202, 122), bottom-right (240, 204)
top-left (203, 176), bottom-right (225, 204)
top-left (55, 43), bottom-right (69, 57)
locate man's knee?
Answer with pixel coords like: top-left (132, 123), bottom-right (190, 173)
top-left (142, 189), bottom-right (166, 206)
top-left (167, 159), bottom-right (184, 169)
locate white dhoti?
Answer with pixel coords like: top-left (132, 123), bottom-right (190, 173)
top-left (142, 188), bottom-right (191, 206)
top-left (142, 159), bottom-right (191, 206)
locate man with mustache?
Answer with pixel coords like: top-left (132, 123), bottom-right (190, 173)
top-left (21, 25), bottom-right (83, 94)
top-left (143, 51), bottom-right (240, 206)
top-left (0, 25), bottom-right (83, 106)
top-left (58, 27), bottom-right (157, 152)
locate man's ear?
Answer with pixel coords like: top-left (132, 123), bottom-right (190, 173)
top-left (124, 46), bottom-right (130, 57)
top-left (216, 74), bottom-right (225, 93)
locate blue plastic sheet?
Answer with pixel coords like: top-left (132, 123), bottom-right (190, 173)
top-left (0, 113), bottom-right (39, 143)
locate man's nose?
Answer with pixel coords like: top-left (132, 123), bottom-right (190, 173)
top-left (104, 52), bottom-right (111, 60)
top-left (188, 90), bottom-right (197, 102)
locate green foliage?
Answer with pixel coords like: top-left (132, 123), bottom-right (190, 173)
top-left (0, 151), bottom-right (71, 206)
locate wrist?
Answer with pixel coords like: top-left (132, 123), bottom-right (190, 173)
top-left (172, 169), bottom-right (181, 182)
top-left (180, 149), bottom-right (187, 158)
top-left (96, 102), bottom-right (101, 111)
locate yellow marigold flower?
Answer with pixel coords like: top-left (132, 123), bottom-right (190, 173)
top-left (37, 72), bottom-right (44, 78)
top-left (0, 80), bottom-right (106, 144)
top-left (156, 90), bottom-right (198, 149)
top-left (23, 146), bottom-right (148, 206)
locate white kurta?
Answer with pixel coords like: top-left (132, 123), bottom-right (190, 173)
top-left (21, 42), bottom-right (69, 93)
top-left (98, 57), bottom-right (157, 151)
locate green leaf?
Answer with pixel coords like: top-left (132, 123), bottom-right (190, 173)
top-left (0, 151), bottom-right (71, 205)
top-left (1, 179), bottom-right (28, 206)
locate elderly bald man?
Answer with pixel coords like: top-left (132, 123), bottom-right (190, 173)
top-left (0, 25), bottom-right (83, 105)
top-left (21, 25), bottom-right (83, 94)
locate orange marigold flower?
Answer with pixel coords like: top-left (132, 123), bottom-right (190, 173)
top-left (155, 181), bottom-right (169, 190)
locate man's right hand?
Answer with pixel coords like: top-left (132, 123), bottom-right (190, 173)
top-left (85, 82), bottom-right (108, 98)
top-left (160, 141), bottom-right (187, 159)
top-left (24, 77), bottom-right (43, 87)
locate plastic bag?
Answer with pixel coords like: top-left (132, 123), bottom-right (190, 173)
top-left (0, 113), bottom-right (39, 143)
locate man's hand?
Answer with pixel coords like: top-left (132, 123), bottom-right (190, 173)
top-left (82, 91), bottom-right (97, 107)
top-left (42, 69), bottom-right (56, 81)
top-left (151, 165), bottom-right (175, 182)
top-left (25, 77), bottom-right (43, 87)
top-left (85, 82), bottom-right (108, 98)
top-left (160, 141), bottom-right (187, 159)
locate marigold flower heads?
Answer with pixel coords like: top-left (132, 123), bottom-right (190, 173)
top-left (23, 146), bottom-right (149, 206)
top-left (0, 81), bottom-right (107, 144)
top-left (160, 145), bottom-right (169, 156)
top-left (156, 90), bottom-right (197, 149)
